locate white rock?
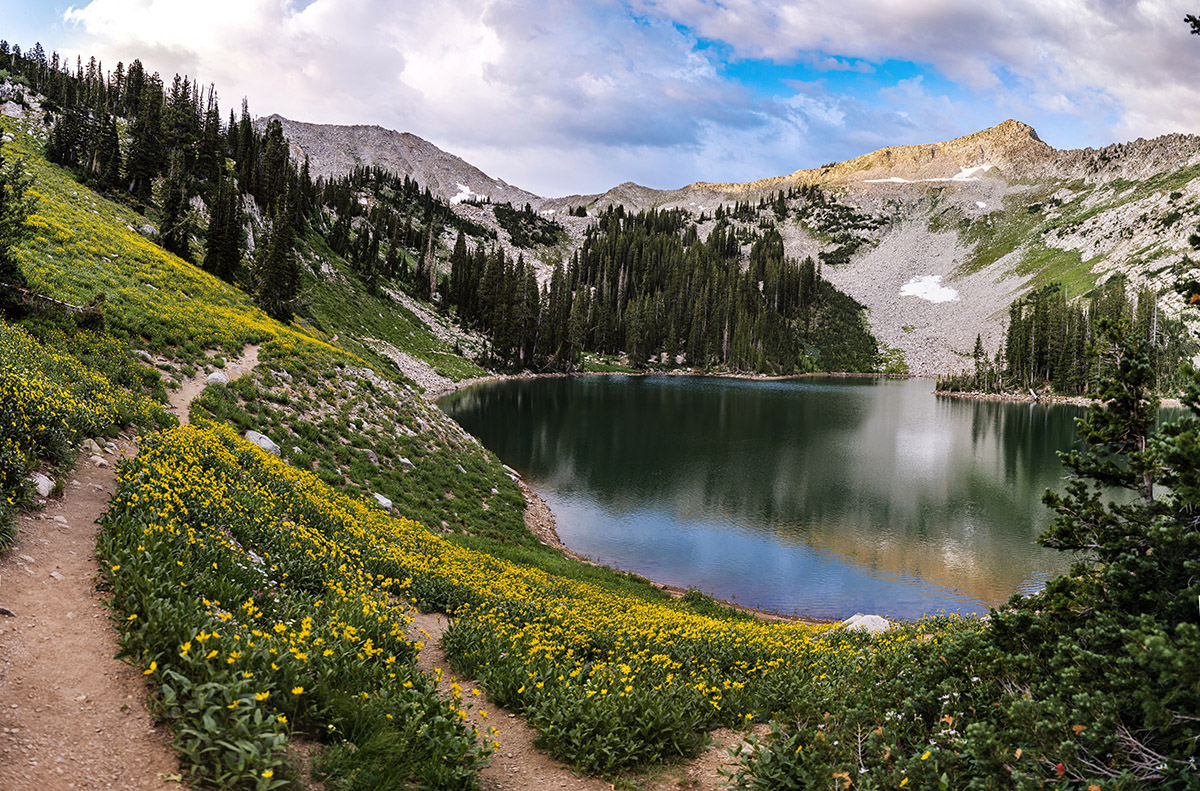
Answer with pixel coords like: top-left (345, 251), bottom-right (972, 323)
top-left (398, 456), bottom-right (415, 469)
top-left (89, 455), bottom-right (109, 468)
top-left (244, 431), bottom-right (280, 455)
top-left (373, 493), bottom-right (393, 511)
top-left (81, 439), bottom-right (102, 454)
top-left (28, 472), bottom-right (54, 498)
top-left (842, 613), bottom-right (891, 635)
top-left (206, 370), bottom-right (230, 385)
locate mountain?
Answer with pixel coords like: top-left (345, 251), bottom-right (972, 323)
top-left (259, 114), bottom-right (540, 207)
top-left (265, 114), bottom-right (1200, 376)
top-left (544, 120), bottom-right (1200, 375)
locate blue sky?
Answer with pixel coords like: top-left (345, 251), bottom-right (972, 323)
top-left (3, 1), bottom-right (1200, 196)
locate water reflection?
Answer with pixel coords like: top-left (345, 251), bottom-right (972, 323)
top-left (439, 376), bottom-right (1093, 619)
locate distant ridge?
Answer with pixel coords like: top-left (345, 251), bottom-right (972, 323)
top-left (258, 114), bottom-right (541, 206)
top-left (688, 119), bottom-right (1055, 193)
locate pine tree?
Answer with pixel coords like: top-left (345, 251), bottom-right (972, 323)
top-left (254, 191), bottom-right (300, 320)
top-left (125, 73), bottom-right (165, 203)
top-left (203, 173), bottom-right (243, 281)
top-left (159, 151), bottom-right (192, 260)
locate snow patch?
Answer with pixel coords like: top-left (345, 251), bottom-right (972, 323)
top-left (900, 275), bottom-right (959, 303)
top-left (450, 183), bottom-right (474, 204)
top-left (865, 164), bottom-right (996, 185)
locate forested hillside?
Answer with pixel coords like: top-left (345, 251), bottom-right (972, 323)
top-left (0, 41), bottom-right (884, 379)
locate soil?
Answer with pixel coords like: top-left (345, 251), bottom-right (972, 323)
top-left (0, 347), bottom-right (260, 790)
top-left (408, 610), bottom-right (755, 791)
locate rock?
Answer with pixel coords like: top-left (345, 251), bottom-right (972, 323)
top-left (206, 370), bottom-right (230, 385)
top-left (133, 350), bottom-right (155, 363)
top-left (373, 492), bottom-right (393, 511)
top-left (139, 224), bottom-right (157, 238)
top-left (842, 613), bottom-right (891, 635)
top-left (244, 431), bottom-right (280, 455)
top-left (49, 572), bottom-right (64, 581)
top-left (18, 554), bottom-right (34, 564)
top-left (398, 456), bottom-right (415, 469)
top-left (81, 439), bottom-right (102, 455)
top-left (90, 455), bottom-right (109, 468)
top-left (502, 464), bottom-right (521, 479)
top-left (456, 464), bottom-right (467, 474)
top-left (361, 448), bottom-right (379, 465)
top-left (28, 472), bottom-right (54, 498)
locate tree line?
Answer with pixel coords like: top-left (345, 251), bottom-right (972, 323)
top-left (938, 276), bottom-right (1197, 395)
top-left (443, 206), bottom-right (880, 373)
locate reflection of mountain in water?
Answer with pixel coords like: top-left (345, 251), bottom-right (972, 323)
top-left (440, 376), bottom-right (1081, 609)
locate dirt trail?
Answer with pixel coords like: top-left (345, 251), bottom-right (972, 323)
top-left (0, 346), bottom-right (260, 791)
top-left (409, 609), bottom-right (753, 791)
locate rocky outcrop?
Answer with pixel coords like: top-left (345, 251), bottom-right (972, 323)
top-left (244, 430), bottom-right (280, 456)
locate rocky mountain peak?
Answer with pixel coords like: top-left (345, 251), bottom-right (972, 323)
top-left (256, 114), bottom-right (541, 207)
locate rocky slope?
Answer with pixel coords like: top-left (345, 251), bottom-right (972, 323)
top-left (268, 114), bottom-right (1200, 375)
top-left (258, 114), bottom-right (540, 207)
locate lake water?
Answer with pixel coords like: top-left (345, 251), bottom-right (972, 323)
top-left (438, 375), bottom-right (1091, 620)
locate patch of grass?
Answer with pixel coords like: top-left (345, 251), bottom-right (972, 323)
top-left (1014, 242), bottom-right (1104, 295)
top-left (300, 233), bottom-right (486, 383)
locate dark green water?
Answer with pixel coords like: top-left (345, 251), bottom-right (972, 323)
top-left (439, 375), bottom-right (1092, 620)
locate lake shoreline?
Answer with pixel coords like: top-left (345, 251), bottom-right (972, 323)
top-left (431, 370), bottom-right (1091, 625)
top-left (427, 367), bottom-right (914, 402)
top-left (934, 389), bottom-right (1185, 409)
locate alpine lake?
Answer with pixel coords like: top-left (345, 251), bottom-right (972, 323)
top-left (440, 374), bottom-right (1108, 621)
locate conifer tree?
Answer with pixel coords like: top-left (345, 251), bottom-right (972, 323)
top-left (254, 189), bottom-right (300, 320)
top-left (159, 151), bottom-right (192, 260)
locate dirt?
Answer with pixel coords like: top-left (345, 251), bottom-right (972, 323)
top-left (0, 346), bottom-right (260, 791)
top-left (408, 610), bottom-right (752, 791)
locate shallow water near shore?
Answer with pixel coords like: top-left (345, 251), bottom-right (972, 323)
top-left (440, 375), bottom-right (1096, 620)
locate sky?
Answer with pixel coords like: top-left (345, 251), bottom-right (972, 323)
top-left (4, 1), bottom-right (1200, 196)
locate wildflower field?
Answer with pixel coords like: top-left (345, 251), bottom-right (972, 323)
top-left (0, 316), bottom-right (171, 543)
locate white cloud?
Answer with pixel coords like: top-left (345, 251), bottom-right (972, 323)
top-left (41, 0), bottom-right (1200, 197)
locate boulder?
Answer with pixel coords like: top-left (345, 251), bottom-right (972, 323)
top-left (361, 448), bottom-right (379, 465)
top-left (81, 439), bottom-right (102, 455)
top-left (842, 613), bottom-right (891, 635)
top-left (244, 431), bottom-right (280, 455)
top-left (206, 370), bottom-right (230, 385)
top-left (373, 492), bottom-right (393, 511)
top-left (28, 472), bottom-right (54, 498)
top-left (398, 456), bottom-right (415, 469)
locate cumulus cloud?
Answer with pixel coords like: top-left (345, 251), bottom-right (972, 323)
top-left (47, 0), bottom-right (1200, 196)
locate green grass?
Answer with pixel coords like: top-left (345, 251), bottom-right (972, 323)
top-left (300, 233), bottom-right (486, 384)
top-left (1014, 242), bottom-right (1104, 295)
